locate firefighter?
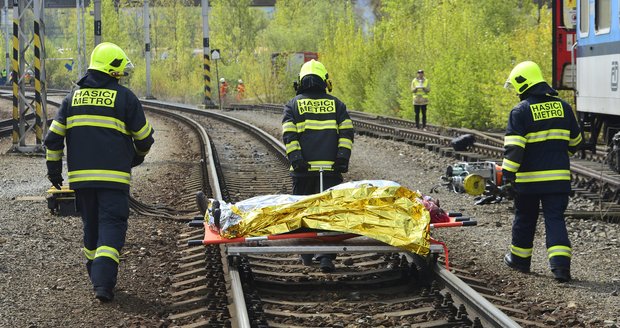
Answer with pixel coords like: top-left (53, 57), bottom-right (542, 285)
top-left (282, 59), bottom-right (354, 273)
top-left (219, 78), bottom-right (229, 105)
top-left (236, 79), bottom-right (245, 102)
top-left (43, 42), bottom-right (155, 302)
top-left (502, 61), bottom-right (582, 283)
top-left (411, 69), bottom-right (430, 129)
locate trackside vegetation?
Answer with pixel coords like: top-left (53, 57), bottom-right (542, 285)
top-left (9, 0), bottom-right (562, 130)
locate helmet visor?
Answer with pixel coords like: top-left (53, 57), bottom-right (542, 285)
top-left (123, 62), bottom-right (134, 76)
top-left (504, 79), bottom-right (515, 91)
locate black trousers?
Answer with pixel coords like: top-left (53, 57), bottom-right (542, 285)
top-left (414, 105), bottom-right (427, 128)
top-left (292, 174), bottom-right (343, 260)
top-left (511, 193), bottom-right (571, 268)
top-left (76, 188), bottom-right (129, 292)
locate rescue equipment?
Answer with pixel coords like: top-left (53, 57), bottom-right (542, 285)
top-left (441, 161), bottom-right (502, 195)
top-left (608, 131), bottom-right (620, 173)
top-left (46, 185), bottom-right (78, 216)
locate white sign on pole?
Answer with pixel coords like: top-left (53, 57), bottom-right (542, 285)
top-left (211, 49), bottom-right (220, 60)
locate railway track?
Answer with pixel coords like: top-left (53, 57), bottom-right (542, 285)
top-left (229, 103), bottom-right (620, 222)
top-left (135, 100), bottom-right (566, 327)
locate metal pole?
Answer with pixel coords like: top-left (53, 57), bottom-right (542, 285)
top-left (93, 0), bottom-right (101, 46)
top-left (144, 0), bottom-right (153, 99)
top-left (215, 59), bottom-right (221, 110)
top-left (33, 0), bottom-right (47, 149)
top-left (3, 0), bottom-right (9, 85)
top-left (201, 0), bottom-right (214, 106)
top-left (76, 0), bottom-right (86, 78)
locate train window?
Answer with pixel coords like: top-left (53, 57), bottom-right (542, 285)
top-left (595, 0), bottom-right (611, 33)
top-left (579, 0), bottom-right (589, 34)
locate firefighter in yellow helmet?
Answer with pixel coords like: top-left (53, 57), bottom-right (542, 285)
top-left (282, 59), bottom-right (354, 272)
top-left (44, 42), bottom-right (154, 302)
top-left (502, 61), bottom-right (582, 283)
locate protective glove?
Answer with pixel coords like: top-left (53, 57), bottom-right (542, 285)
top-left (332, 157), bottom-right (349, 173)
top-left (291, 159), bottom-right (309, 172)
top-left (131, 155), bottom-right (145, 168)
top-left (46, 161), bottom-right (63, 190)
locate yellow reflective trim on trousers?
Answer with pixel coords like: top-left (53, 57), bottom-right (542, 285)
top-left (501, 158), bottom-right (520, 172)
top-left (95, 246), bottom-right (120, 264)
top-left (547, 245), bottom-right (572, 259)
top-left (67, 115), bottom-right (129, 135)
top-left (68, 169), bottom-right (131, 185)
top-left (308, 160), bottom-right (335, 171)
top-left (510, 245), bottom-right (533, 258)
top-left (282, 121), bottom-right (297, 134)
top-left (569, 133), bottom-right (582, 146)
top-left (49, 120), bottom-right (66, 136)
top-left (83, 247), bottom-right (96, 260)
top-left (516, 170), bottom-right (571, 183)
top-left (285, 140), bottom-right (301, 154)
top-left (46, 149), bottom-right (63, 161)
top-left (296, 119), bottom-right (337, 132)
top-left (132, 121), bottom-right (152, 140)
top-left (504, 135), bottom-right (526, 148)
top-left (338, 119), bottom-right (353, 129)
top-left (525, 129), bottom-right (570, 143)
top-left (338, 138), bottom-right (353, 149)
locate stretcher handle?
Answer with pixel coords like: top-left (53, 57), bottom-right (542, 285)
top-left (430, 220), bottom-right (477, 228)
top-left (310, 164), bottom-right (332, 192)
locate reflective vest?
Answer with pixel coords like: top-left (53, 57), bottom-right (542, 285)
top-left (44, 70), bottom-right (155, 190)
top-left (411, 78), bottom-right (430, 105)
top-left (502, 95), bottom-right (582, 194)
top-left (282, 92), bottom-right (354, 175)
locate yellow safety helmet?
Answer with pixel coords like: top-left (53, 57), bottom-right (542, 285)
top-left (88, 42), bottom-right (134, 79)
top-left (504, 61), bottom-right (545, 94)
top-left (299, 59), bottom-right (332, 92)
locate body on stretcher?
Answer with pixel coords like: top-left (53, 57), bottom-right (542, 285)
top-left (188, 181), bottom-right (477, 270)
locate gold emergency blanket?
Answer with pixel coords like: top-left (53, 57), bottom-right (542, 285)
top-left (216, 180), bottom-right (431, 255)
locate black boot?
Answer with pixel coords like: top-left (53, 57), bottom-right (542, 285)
top-left (552, 268), bottom-right (571, 283)
top-left (503, 253), bottom-right (530, 273)
top-left (195, 191), bottom-right (209, 216)
top-left (94, 287), bottom-right (114, 303)
top-left (319, 256), bottom-right (335, 273)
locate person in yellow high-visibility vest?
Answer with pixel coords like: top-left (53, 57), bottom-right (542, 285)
top-left (411, 69), bottom-right (430, 129)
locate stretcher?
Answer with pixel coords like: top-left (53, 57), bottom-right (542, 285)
top-left (188, 178), bottom-right (476, 270)
top-left (188, 208), bottom-right (476, 270)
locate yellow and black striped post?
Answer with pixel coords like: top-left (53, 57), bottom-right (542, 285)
top-left (33, 1), bottom-right (47, 145)
top-left (203, 38), bottom-right (212, 105)
top-left (11, 11), bottom-right (19, 147)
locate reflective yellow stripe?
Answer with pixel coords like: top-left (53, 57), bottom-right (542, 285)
top-left (308, 160), bottom-right (334, 171)
top-left (516, 170), bottom-right (571, 183)
top-left (510, 245), bottom-right (533, 259)
top-left (68, 169), bottom-right (131, 184)
top-left (501, 158), bottom-right (520, 172)
top-left (504, 135), bottom-right (526, 148)
top-left (67, 115), bottom-right (129, 135)
top-left (301, 119), bottom-right (337, 131)
top-left (132, 121), bottom-right (152, 140)
top-left (547, 245), bottom-right (572, 259)
top-left (338, 138), bottom-right (353, 150)
top-left (285, 140), bottom-right (301, 155)
top-left (525, 129), bottom-right (570, 143)
top-left (569, 133), bottom-right (582, 146)
top-left (83, 247), bottom-right (96, 260)
top-left (95, 246), bottom-right (120, 264)
top-left (49, 120), bottom-right (66, 136)
top-left (282, 121), bottom-right (297, 134)
top-left (338, 119), bottom-right (354, 130)
top-left (46, 149), bottom-right (63, 161)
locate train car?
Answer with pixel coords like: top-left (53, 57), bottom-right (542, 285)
top-left (554, 0), bottom-right (620, 152)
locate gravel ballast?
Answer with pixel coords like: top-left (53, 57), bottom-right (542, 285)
top-left (0, 105), bottom-right (618, 327)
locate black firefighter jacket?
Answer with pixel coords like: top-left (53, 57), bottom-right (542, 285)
top-left (282, 82), bottom-right (354, 177)
top-left (44, 70), bottom-right (155, 191)
top-left (502, 83), bottom-right (582, 194)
